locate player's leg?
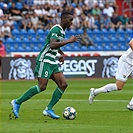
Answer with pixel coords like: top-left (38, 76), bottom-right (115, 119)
top-left (43, 72), bottom-right (68, 119)
top-left (11, 61), bottom-right (48, 118)
top-left (88, 83), bottom-right (118, 104)
top-left (11, 78), bottom-right (48, 118)
top-left (47, 72), bottom-right (67, 109)
top-left (89, 59), bottom-right (132, 104)
top-left (127, 97), bottom-right (133, 111)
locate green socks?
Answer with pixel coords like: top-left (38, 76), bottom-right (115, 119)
top-left (15, 86), bottom-right (64, 110)
top-left (47, 87), bottom-right (64, 110)
top-left (16, 85), bottom-right (41, 105)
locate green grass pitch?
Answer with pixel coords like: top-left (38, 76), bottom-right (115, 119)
top-left (0, 78), bottom-right (133, 133)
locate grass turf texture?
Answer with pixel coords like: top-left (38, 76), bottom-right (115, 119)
top-left (0, 78), bottom-right (133, 133)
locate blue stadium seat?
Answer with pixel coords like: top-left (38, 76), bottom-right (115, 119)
top-left (103, 45), bottom-right (111, 51)
top-left (81, 46), bottom-right (88, 51)
top-left (73, 42), bottom-right (80, 47)
top-left (23, 37), bottom-right (29, 42)
top-left (16, 2), bottom-right (23, 9)
top-left (60, 46), bottom-right (65, 51)
top-left (0, 38), bottom-right (5, 42)
top-left (31, 37), bottom-right (38, 43)
top-left (72, 2), bottom-right (77, 8)
top-left (0, 2), bottom-right (4, 9)
top-left (73, 46), bottom-right (80, 51)
top-left (5, 43), bottom-right (15, 52)
top-left (20, 29), bottom-right (28, 39)
top-left (67, 29), bottom-right (77, 35)
top-left (86, 29), bottom-right (92, 34)
top-left (108, 28), bottom-right (116, 39)
top-left (103, 37), bottom-right (110, 42)
top-left (93, 37), bottom-right (102, 43)
top-left (18, 41), bottom-right (32, 52)
top-left (101, 28), bottom-right (108, 39)
top-left (65, 44), bottom-right (72, 51)
top-left (87, 29), bottom-right (93, 38)
top-left (92, 29), bottom-right (101, 39)
top-left (6, 37), bottom-right (14, 42)
top-left (125, 29), bottom-right (133, 39)
top-left (101, 28), bottom-right (108, 32)
top-left (96, 45), bottom-right (103, 51)
top-left (8, 2), bottom-right (12, 8)
top-left (37, 42), bottom-right (44, 51)
top-left (116, 28), bottom-right (125, 39)
top-left (28, 29), bottom-right (36, 40)
top-left (93, 28), bottom-right (100, 33)
top-left (111, 45), bottom-right (119, 51)
top-left (24, 0), bottom-right (33, 5)
top-left (20, 29), bottom-right (27, 33)
top-left (76, 29), bottom-right (83, 34)
top-left (12, 29), bottom-right (20, 39)
top-left (28, 29), bottom-right (35, 33)
top-left (5, 38), bottom-right (20, 52)
top-left (25, 42), bottom-right (36, 52)
top-left (117, 36), bottom-right (125, 41)
top-left (88, 46), bottom-right (96, 51)
top-left (36, 29), bottom-right (45, 40)
top-left (39, 37), bottom-right (45, 42)
top-left (36, 29), bottom-right (45, 34)
top-left (126, 36), bottom-right (132, 42)
top-left (13, 21), bottom-right (19, 29)
top-left (117, 43), bottom-right (127, 50)
top-left (12, 29), bottom-right (19, 34)
top-left (44, 29), bottom-right (49, 36)
top-left (15, 37), bottom-right (21, 42)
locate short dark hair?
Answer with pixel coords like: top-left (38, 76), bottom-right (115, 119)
top-left (61, 11), bottom-right (73, 19)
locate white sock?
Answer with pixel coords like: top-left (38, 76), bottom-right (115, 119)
top-left (94, 83), bottom-right (118, 95)
top-left (129, 97), bottom-right (133, 105)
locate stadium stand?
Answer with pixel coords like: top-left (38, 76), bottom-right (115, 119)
top-left (0, 0), bottom-right (132, 54)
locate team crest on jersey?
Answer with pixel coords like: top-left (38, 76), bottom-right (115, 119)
top-left (52, 33), bottom-right (58, 37)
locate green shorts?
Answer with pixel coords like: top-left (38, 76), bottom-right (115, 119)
top-left (34, 61), bottom-right (62, 79)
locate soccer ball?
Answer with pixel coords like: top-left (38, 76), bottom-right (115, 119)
top-left (63, 107), bottom-right (77, 120)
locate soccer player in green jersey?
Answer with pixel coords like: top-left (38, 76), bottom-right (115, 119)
top-left (11, 11), bottom-right (81, 119)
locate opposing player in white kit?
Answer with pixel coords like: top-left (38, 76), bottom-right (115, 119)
top-left (89, 38), bottom-right (133, 111)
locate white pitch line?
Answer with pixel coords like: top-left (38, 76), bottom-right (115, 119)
top-left (57, 99), bottom-right (129, 102)
top-left (94, 99), bottom-right (128, 102)
top-left (11, 99), bottom-right (128, 102)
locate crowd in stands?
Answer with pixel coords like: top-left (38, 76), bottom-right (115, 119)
top-left (0, 0), bottom-right (132, 41)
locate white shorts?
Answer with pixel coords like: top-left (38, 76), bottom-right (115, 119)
top-left (116, 58), bottom-right (133, 82)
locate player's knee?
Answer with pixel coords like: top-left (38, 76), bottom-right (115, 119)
top-left (117, 87), bottom-right (122, 90)
top-left (116, 81), bottom-right (125, 90)
top-left (39, 84), bottom-right (47, 91)
top-left (59, 82), bottom-right (68, 89)
top-left (117, 85), bottom-right (124, 90)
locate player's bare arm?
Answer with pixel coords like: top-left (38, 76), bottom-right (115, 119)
top-left (50, 35), bottom-right (81, 49)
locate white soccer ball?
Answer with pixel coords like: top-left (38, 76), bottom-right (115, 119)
top-left (63, 107), bottom-right (77, 120)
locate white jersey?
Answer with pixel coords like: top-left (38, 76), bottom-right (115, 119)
top-left (120, 47), bottom-right (133, 65)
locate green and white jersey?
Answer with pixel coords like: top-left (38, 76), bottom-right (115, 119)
top-left (37, 24), bottom-right (65, 64)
